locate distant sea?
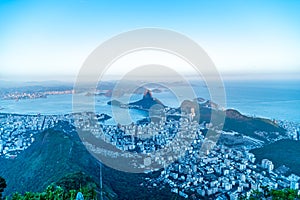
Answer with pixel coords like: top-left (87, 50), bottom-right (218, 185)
top-left (0, 80), bottom-right (299, 123)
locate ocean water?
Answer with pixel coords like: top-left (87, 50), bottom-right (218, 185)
top-left (224, 81), bottom-right (300, 122)
top-left (0, 80), bottom-right (299, 123)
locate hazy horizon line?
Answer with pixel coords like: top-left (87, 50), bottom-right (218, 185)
top-left (1, 71), bottom-right (300, 83)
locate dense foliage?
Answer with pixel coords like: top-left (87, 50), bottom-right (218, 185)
top-left (239, 185), bottom-right (300, 200)
top-left (10, 184), bottom-right (96, 200)
top-left (251, 139), bottom-right (300, 175)
top-left (0, 173), bottom-right (97, 200)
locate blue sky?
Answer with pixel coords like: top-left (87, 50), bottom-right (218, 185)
top-left (0, 0), bottom-right (300, 81)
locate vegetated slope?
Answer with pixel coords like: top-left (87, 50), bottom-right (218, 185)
top-left (0, 128), bottom-right (99, 196)
top-left (202, 107), bottom-right (285, 140)
top-left (180, 99), bottom-right (286, 141)
top-left (250, 139), bottom-right (300, 176)
top-left (223, 109), bottom-right (286, 141)
top-left (0, 127), bottom-right (180, 200)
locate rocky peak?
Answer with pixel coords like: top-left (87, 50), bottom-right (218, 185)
top-left (143, 89), bottom-right (153, 99)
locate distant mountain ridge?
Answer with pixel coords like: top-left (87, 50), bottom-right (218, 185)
top-left (107, 89), bottom-right (286, 142)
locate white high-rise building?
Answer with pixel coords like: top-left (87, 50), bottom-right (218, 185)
top-left (261, 159), bottom-right (274, 172)
top-left (290, 182), bottom-right (299, 190)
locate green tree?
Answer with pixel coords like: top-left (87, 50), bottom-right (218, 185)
top-left (69, 190), bottom-right (77, 200)
top-left (239, 186), bottom-right (300, 200)
top-left (11, 192), bottom-right (23, 200)
top-left (8, 178), bottom-right (98, 200)
top-left (45, 184), bottom-right (55, 200)
top-left (53, 186), bottom-right (63, 200)
top-left (79, 186), bottom-right (96, 200)
top-left (23, 192), bottom-right (35, 200)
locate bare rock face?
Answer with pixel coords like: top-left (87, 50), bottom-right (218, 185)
top-left (143, 89), bottom-right (153, 99)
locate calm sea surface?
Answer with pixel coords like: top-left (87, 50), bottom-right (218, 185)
top-left (1, 81), bottom-right (299, 123)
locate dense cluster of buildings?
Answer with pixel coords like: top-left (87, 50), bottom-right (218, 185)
top-left (0, 113), bottom-right (68, 158)
top-left (1, 90), bottom-right (74, 100)
top-left (277, 120), bottom-right (300, 141)
top-left (2, 92), bottom-right (47, 100)
top-left (1, 111), bottom-right (300, 199)
top-left (149, 142), bottom-right (300, 199)
top-left (72, 112), bottom-right (300, 199)
top-left (74, 113), bottom-right (204, 169)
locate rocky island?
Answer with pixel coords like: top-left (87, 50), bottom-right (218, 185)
top-left (107, 89), bottom-right (165, 110)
